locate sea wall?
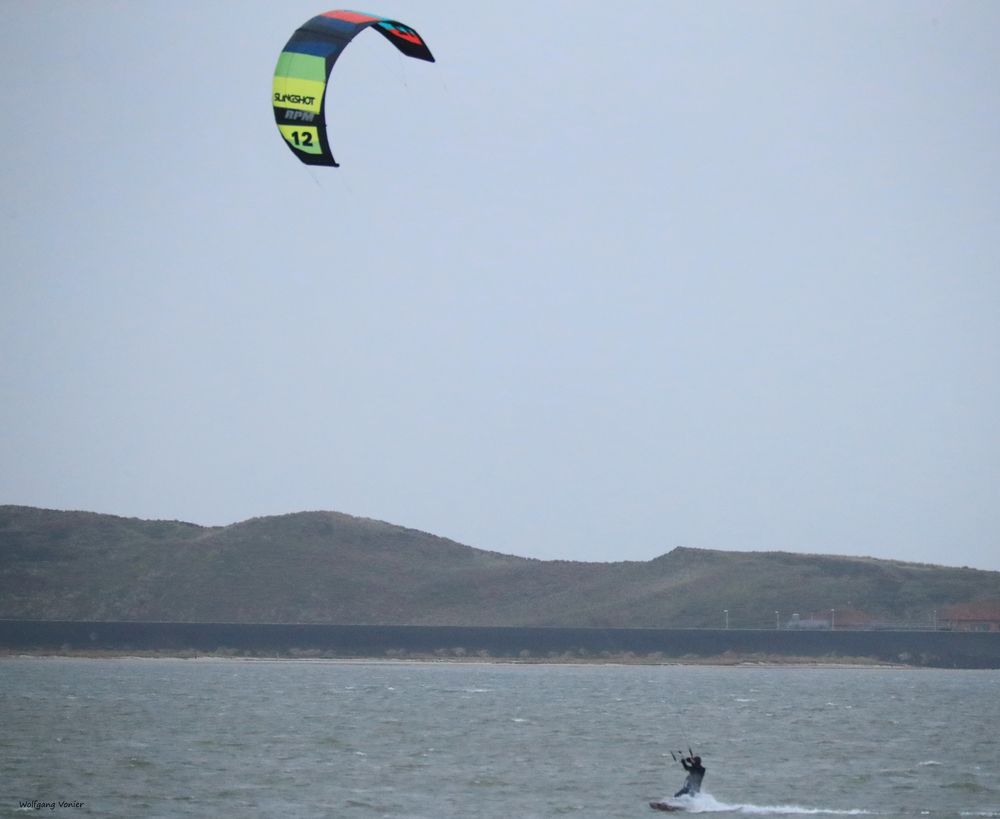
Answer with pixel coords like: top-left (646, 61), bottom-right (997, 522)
top-left (2, 620), bottom-right (999, 668)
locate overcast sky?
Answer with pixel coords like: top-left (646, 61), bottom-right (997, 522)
top-left (2, 1), bottom-right (999, 571)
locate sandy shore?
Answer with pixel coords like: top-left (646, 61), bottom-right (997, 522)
top-left (0, 648), bottom-right (909, 668)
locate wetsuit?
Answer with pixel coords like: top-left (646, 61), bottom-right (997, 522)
top-left (674, 756), bottom-right (705, 798)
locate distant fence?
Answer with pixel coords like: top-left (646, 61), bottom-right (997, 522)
top-left (2, 620), bottom-right (999, 668)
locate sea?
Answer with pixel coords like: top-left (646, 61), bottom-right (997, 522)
top-left (1, 657), bottom-right (997, 818)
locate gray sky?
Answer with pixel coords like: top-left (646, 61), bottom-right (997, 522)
top-left (3, 1), bottom-right (999, 571)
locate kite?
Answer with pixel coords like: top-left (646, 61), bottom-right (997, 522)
top-left (273, 10), bottom-right (434, 167)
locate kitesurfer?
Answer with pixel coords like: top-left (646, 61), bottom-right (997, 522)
top-left (674, 754), bottom-right (705, 798)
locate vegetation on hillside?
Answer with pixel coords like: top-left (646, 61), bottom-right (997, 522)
top-left (1, 506), bottom-right (997, 628)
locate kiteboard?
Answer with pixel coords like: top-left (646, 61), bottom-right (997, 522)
top-left (649, 801), bottom-right (683, 812)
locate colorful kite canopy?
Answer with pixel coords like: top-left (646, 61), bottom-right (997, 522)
top-left (273, 10), bottom-right (434, 167)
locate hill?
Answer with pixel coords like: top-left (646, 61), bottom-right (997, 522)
top-left (1, 506), bottom-right (997, 628)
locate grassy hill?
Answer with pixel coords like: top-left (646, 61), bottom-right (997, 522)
top-left (1, 506), bottom-right (997, 628)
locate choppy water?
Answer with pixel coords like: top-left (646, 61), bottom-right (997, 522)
top-left (1, 658), bottom-right (997, 818)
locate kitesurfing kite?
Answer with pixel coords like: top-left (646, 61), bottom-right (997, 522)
top-left (272, 10), bottom-right (434, 167)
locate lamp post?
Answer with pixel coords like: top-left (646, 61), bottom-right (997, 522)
top-left (775, 610), bottom-right (780, 630)
top-left (723, 609), bottom-right (729, 629)
top-left (831, 608), bottom-right (836, 630)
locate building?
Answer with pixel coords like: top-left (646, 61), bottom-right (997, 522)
top-left (941, 602), bottom-right (1000, 632)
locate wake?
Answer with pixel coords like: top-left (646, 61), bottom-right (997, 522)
top-left (658, 792), bottom-right (876, 815)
